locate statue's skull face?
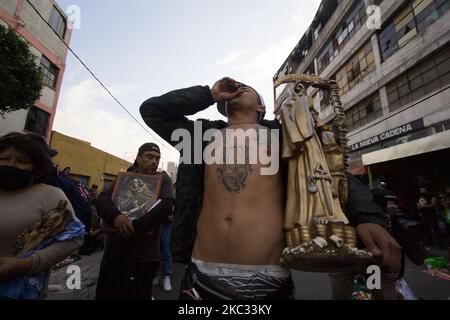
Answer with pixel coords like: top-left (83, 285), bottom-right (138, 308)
top-left (294, 83), bottom-right (306, 95)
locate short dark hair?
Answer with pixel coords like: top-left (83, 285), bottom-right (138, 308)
top-left (138, 143), bottom-right (160, 156)
top-left (217, 84), bottom-right (266, 121)
top-left (27, 133), bottom-right (58, 157)
top-left (0, 132), bottom-right (53, 184)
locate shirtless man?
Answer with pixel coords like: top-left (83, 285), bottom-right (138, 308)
top-left (140, 77), bottom-right (400, 300)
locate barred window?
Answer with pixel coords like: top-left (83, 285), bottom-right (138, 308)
top-left (335, 41), bottom-right (376, 96)
top-left (39, 56), bottom-right (58, 88)
top-left (316, 0), bottom-right (366, 73)
top-left (379, 0), bottom-right (450, 61)
top-left (24, 107), bottom-right (50, 137)
top-left (49, 6), bottom-right (67, 39)
top-left (345, 93), bottom-right (383, 132)
top-left (387, 45), bottom-right (450, 112)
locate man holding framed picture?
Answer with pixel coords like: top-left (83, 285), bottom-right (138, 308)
top-left (95, 143), bottom-right (175, 300)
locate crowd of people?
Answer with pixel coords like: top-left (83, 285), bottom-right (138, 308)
top-left (0, 133), bottom-right (175, 300)
top-left (372, 182), bottom-right (450, 257)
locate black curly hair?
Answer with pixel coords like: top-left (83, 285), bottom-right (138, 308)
top-left (0, 132), bottom-right (54, 184)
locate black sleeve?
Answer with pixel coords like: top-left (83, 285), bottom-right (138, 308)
top-left (95, 181), bottom-right (120, 226)
top-left (139, 85), bottom-right (215, 147)
top-left (346, 175), bottom-right (389, 230)
top-left (159, 171), bottom-right (175, 200)
top-left (132, 198), bottom-right (175, 236)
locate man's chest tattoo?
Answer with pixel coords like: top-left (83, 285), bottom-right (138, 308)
top-left (217, 144), bottom-right (252, 193)
top-left (215, 128), bottom-right (271, 193)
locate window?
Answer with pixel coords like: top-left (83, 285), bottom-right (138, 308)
top-left (316, 0), bottom-right (366, 73)
top-left (386, 44), bottom-right (450, 111)
top-left (39, 56), bottom-right (58, 88)
top-left (345, 93), bottom-right (383, 132)
top-left (335, 41), bottom-right (376, 95)
top-left (305, 62), bottom-right (315, 75)
top-left (317, 89), bottom-right (330, 111)
top-left (434, 120), bottom-right (450, 133)
top-left (48, 6), bottom-right (66, 39)
top-left (379, 0), bottom-right (450, 61)
top-left (314, 24), bottom-right (321, 40)
top-left (24, 107), bottom-right (50, 136)
top-left (414, 0), bottom-right (439, 31)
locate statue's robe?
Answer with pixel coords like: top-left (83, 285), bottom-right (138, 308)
top-left (280, 90), bottom-right (349, 231)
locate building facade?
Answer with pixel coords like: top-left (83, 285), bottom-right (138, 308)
top-left (0, 0), bottom-right (71, 142)
top-left (166, 161), bottom-right (178, 183)
top-left (275, 0), bottom-right (450, 212)
top-left (50, 131), bottom-right (132, 191)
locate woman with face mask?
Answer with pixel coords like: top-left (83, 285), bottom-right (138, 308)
top-left (0, 133), bottom-right (84, 300)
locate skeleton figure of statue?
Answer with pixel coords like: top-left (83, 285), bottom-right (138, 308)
top-left (279, 81), bottom-right (372, 273)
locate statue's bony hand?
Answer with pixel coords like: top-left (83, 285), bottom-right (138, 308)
top-left (356, 223), bottom-right (402, 274)
top-left (211, 77), bottom-right (244, 103)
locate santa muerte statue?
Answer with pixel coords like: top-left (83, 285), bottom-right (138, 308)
top-left (274, 74), bottom-right (373, 273)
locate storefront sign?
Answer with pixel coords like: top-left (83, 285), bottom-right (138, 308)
top-left (350, 119), bottom-right (424, 151)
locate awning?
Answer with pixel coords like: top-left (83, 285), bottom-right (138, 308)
top-left (362, 130), bottom-right (450, 166)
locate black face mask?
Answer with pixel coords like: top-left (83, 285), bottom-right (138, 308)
top-left (0, 166), bottom-right (34, 191)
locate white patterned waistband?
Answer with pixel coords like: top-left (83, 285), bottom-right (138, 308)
top-left (191, 258), bottom-right (290, 279)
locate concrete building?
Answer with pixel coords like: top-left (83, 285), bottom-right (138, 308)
top-left (0, 0), bottom-right (71, 142)
top-left (50, 131), bottom-right (132, 191)
top-left (275, 0), bottom-right (450, 212)
top-left (166, 161), bottom-right (178, 183)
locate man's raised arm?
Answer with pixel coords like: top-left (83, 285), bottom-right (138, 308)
top-left (139, 86), bottom-right (215, 145)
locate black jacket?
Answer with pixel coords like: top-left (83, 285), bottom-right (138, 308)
top-left (140, 85), bottom-right (388, 264)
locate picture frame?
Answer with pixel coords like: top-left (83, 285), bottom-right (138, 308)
top-left (111, 172), bottom-right (163, 220)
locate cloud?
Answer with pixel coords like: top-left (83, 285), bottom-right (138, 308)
top-left (221, 1), bottom-right (322, 117)
top-left (215, 49), bottom-right (247, 66)
top-left (224, 34), bottom-right (300, 116)
top-left (53, 79), bottom-right (180, 165)
top-left (53, 0), bottom-right (323, 161)
top-left (292, 0), bottom-right (322, 23)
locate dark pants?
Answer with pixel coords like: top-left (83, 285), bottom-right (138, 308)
top-left (160, 224), bottom-right (172, 277)
top-left (95, 261), bottom-right (159, 300)
top-left (421, 215), bottom-right (433, 245)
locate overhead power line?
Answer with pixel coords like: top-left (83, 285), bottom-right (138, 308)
top-left (24, 0), bottom-right (174, 152)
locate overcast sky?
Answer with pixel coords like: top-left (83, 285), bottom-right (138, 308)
top-left (52, 0), bottom-right (321, 166)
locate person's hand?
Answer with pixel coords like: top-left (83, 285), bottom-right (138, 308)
top-left (144, 230), bottom-right (155, 237)
top-left (211, 77), bottom-right (244, 103)
top-left (357, 223), bottom-right (402, 274)
top-left (0, 257), bottom-right (33, 285)
top-left (113, 214), bottom-right (134, 238)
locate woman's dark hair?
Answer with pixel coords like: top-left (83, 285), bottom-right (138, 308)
top-left (0, 132), bottom-right (54, 184)
top-left (127, 160), bottom-right (138, 172)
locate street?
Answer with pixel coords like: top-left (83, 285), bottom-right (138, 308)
top-left (45, 247), bottom-right (450, 300)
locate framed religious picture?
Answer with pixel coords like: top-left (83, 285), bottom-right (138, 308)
top-left (111, 172), bottom-right (163, 220)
